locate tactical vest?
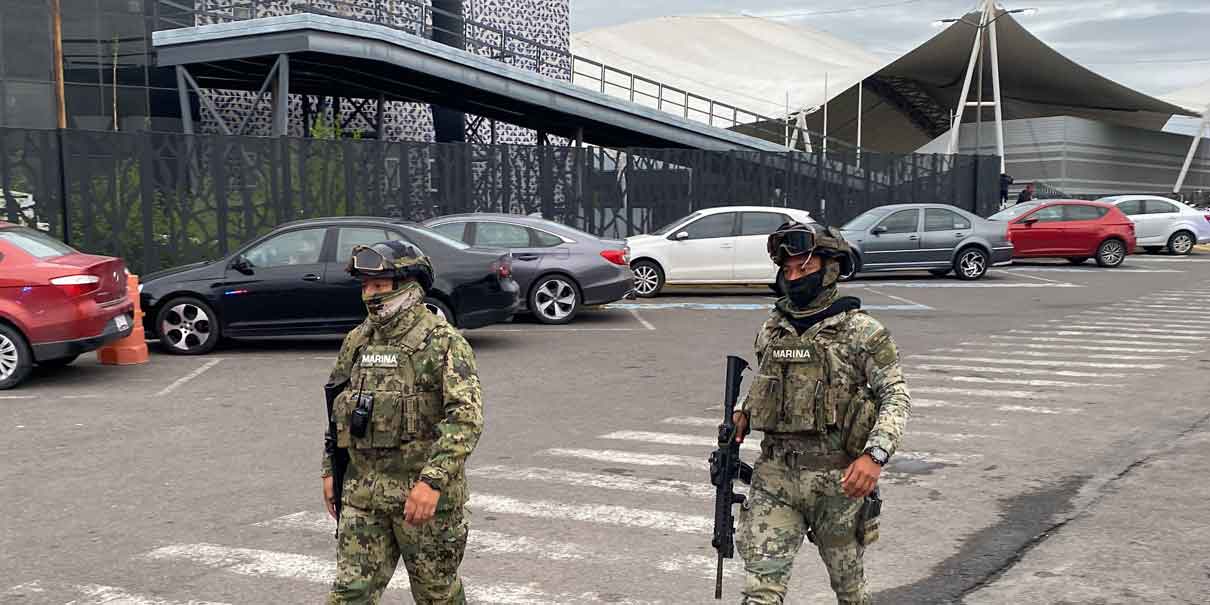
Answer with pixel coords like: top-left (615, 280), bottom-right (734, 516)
top-left (332, 313), bottom-right (445, 450)
top-left (746, 311), bottom-right (880, 458)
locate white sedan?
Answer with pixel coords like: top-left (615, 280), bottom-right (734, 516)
top-left (1097, 195), bottom-right (1210, 255)
top-left (626, 206), bottom-right (815, 297)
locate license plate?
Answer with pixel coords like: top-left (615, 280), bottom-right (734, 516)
top-left (114, 314), bottom-right (129, 331)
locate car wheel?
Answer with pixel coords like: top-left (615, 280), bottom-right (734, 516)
top-left (37, 354), bottom-right (79, 368)
top-left (0, 324), bottom-right (33, 390)
top-left (954, 247), bottom-right (989, 280)
top-left (1096, 239), bottom-right (1127, 267)
top-left (424, 297), bottom-right (455, 326)
top-left (1167, 230), bottom-right (1195, 255)
top-left (156, 296), bottom-right (220, 355)
top-left (632, 260), bottom-right (665, 298)
top-left (928, 268), bottom-right (951, 277)
top-left (529, 275), bottom-right (580, 325)
top-left (1067, 257), bottom-right (1089, 265)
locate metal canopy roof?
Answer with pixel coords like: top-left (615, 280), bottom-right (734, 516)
top-left (151, 14), bottom-right (787, 151)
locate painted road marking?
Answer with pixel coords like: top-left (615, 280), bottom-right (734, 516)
top-left (913, 362), bottom-right (1124, 378)
top-left (1055, 323), bottom-right (1210, 335)
top-left (843, 282), bottom-right (1081, 289)
top-left (470, 494), bottom-right (712, 534)
top-left (1056, 318), bottom-right (1210, 330)
top-left (957, 340), bottom-right (1171, 354)
top-left (1006, 267), bottom-right (1183, 273)
top-left (600, 430), bottom-right (760, 453)
top-left (911, 398), bottom-right (1076, 414)
top-left (933, 347), bottom-right (1170, 361)
top-left (628, 308), bottom-right (656, 331)
top-left (3, 583), bottom-right (233, 605)
top-left (863, 287), bottom-right (932, 310)
top-left (1007, 329), bottom-right (1201, 341)
top-left (913, 354), bottom-right (1165, 369)
top-left (945, 375), bottom-right (1117, 388)
top-left (987, 334), bottom-right (1183, 347)
top-left (468, 465), bottom-right (712, 499)
top-left (156, 359), bottom-right (223, 396)
top-left (604, 302), bottom-right (931, 311)
top-left (912, 385), bottom-right (1042, 400)
top-left (541, 448), bottom-right (706, 470)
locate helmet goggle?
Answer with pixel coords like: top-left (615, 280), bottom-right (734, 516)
top-left (768, 227), bottom-right (817, 262)
top-left (351, 245), bottom-right (389, 273)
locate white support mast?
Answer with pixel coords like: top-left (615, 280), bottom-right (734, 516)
top-left (987, 1), bottom-right (1006, 173)
top-left (1175, 104), bottom-right (1210, 194)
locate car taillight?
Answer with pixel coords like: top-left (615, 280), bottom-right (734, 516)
top-left (600, 249), bottom-right (628, 266)
top-left (50, 274), bottom-right (101, 297)
top-left (1203, 214), bottom-right (1210, 223)
top-left (492, 259), bottom-right (512, 280)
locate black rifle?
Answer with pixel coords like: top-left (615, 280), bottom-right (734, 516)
top-left (324, 379), bottom-right (350, 535)
top-left (708, 355), bottom-right (752, 600)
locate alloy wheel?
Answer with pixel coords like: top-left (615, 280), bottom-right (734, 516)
top-left (161, 303), bottom-right (213, 352)
top-left (633, 265), bottom-right (660, 296)
top-left (0, 334), bottom-right (18, 381)
top-left (1172, 233), bottom-right (1194, 254)
top-left (534, 278), bottom-right (577, 322)
top-left (959, 250), bottom-right (986, 278)
top-left (1100, 241), bottom-right (1125, 266)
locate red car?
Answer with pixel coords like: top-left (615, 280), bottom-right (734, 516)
top-left (0, 223), bottom-right (134, 389)
top-left (989, 200), bottom-right (1136, 267)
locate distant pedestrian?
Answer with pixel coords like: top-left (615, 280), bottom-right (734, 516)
top-left (1016, 183), bottom-right (1035, 205)
top-left (999, 173), bottom-right (1014, 208)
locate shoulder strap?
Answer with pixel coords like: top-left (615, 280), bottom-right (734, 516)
top-left (398, 312), bottom-right (442, 354)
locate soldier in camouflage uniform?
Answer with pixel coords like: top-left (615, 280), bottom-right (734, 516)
top-left (732, 222), bottom-right (911, 604)
top-left (322, 241), bottom-right (484, 605)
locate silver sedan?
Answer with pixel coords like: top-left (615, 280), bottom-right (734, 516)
top-left (839, 204), bottom-right (1013, 280)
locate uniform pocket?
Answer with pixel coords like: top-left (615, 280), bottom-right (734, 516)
top-left (370, 391), bottom-right (404, 448)
top-left (744, 373), bottom-right (783, 429)
top-left (333, 391), bottom-right (355, 448)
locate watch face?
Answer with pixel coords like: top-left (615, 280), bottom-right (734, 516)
top-left (869, 448), bottom-right (888, 464)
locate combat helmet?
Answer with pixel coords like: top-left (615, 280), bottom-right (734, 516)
top-left (767, 221), bottom-right (854, 276)
top-left (346, 240), bottom-right (434, 292)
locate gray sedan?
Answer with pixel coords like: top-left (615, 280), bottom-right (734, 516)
top-left (839, 204), bottom-right (1013, 280)
top-left (423, 214), bottom-right (634, 324)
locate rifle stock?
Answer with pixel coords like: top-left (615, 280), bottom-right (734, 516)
top-left (708, 355), bottom-right (752, 599)
top-left (324, 379), bottom-right (350, 535)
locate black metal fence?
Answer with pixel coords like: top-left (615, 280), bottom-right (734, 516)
top-left (1, 127), bottom-right (1000, 274)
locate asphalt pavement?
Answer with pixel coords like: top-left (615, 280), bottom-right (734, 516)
top-left (3, 254), bottom-right (1210, 604)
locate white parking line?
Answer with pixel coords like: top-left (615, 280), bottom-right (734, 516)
top-left (844, 282), bottom-right (1080, 288)
top-left (912, 385), bottom-right (1042, 400)
top-left (913, 362), bottom-right (1124, 378)
top-left (946, 375), bottom-right (1117, 388)
top-left (1077, 310), bottom-right (1209, 322)
top-left (959, 341), bottom-right (1171, 354)
top-left (470, 494), bottom-right (712, 534)
top-left (542, 448), bottom-right (706, 469)
top-left (477, 328), bottom-right (641, 333)
top-left (604, 302), bottom-right (931, 311)
top-left (628, 308), bottom-right (657, 331)
top-left (662, 416), bottom-right (720, 428)
top-left (156, 359), bottom-right (223, 396)
top-left (988, 334), bottom-right (1182, 347)
top-left (600, 430), bottom-right (760, 453)
top-left (914, 354), bottom-right (1166, 369)
top-left (41, 583), bottom-right (232, 605)
top-left (468, 465), bottom-right (713, 499)
top-left (1006, 271), bottom-right (1065, 283)
top-left (1007, 267), bottom-right (1183, 273)
top-left (933, 347), bottom-right (1170, 361)
top-left (864, 288), bottom-right (933, 310)
top-left (1055, 323), bottom-right (1210, 335)
top-left (1007, 329), bottom-right (1201, 341)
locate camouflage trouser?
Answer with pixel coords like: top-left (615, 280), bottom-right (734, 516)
top-left (327, 503), bottom-right (469, 605)
top-left (736, 450), bottom-right (870, 605)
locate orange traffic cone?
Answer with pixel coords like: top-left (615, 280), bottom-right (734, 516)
top-left (97, 273), bottom-right (150, 365)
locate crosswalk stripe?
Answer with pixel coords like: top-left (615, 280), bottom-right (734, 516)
top-left (1056, 324), bottom-right (1210, 335)
top-left (932, 347), bottom-right (1165, 361)
top-left (987, 334), bottom-right (1178, 347)
top-left (1091, 307), bottom-right (1208, 318)
top-left (958, 340), bottom-right (1171, 353)
top-left (541, 448), bottom-right (705, 469)
top-left (8, 583), bottom-right (233, 605)
top-left (467, 465), bottom-right (713, 499)
top-left (661, 416), bottom-right (720, 428)
top-left (912, 398), bottom-right (1074, 414)
top-left (913, 385), bottom-right (1040, 400)
top-left (907, 431), bottom-right (992, 441)
top-left (1077, 310), bottom-right (1209, 322)
top-left (913, 354), bottom-right (1165, 369)
top-left (945, 375), bottom-right (1116, 388)
top-left (916, 416), bottom-right (1005, 427)
top-left (1059, 318), bottom-right (1209, 330)
top-left (600, 430), bottom-right (760, 453)
top-left (1006, 329), bottom-right (1201, 341)
top-left (921, 361), bottom-right (1126, 376)
top-left (469, 494), bottom-right (712, 534)
top-left (1108, 303), bottom-right (1200, 310)
top-left (995, 404), bottom-right (1081, 415)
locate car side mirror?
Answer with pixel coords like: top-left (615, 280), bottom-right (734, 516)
top-left (673, 231), bottom-right (690, 241)
top-left (871, 226), bottom-right (888, 235)
top-left (231, 255), bottom-right (253, 274)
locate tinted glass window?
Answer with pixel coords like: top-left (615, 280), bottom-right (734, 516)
top-left (1145, 200), bottom-right (1178, 214)
top-left (1116, 200), bottom-right (1144, 215)
top-left (0, 227), bottom-right (76, 258)
top-left (989, 202), bottom-right (1042, 221)
top-left (335, 227), bottom-right (391, 261)
top-left (476, 222), bottom-right (531, 248)
top-left (244, 228), bottom-right (325, 268)
top-left (1025, 206), bottom-right (1065, 223)
top-left (740, 212), bottom-right (789, 236)
top-left (924, 208), bottom-right (972, 231)
top-left (1064, 205), bottom-right (1108, 221)
top-left (653, 212), bottom-right (701, 236)
top-left (876, 210), bottom-right (919, 234)
top-left (533, 230), bottom-right (564, 247)
top-left (430, 222), bottom-right (469, 243)
top-left (682, 213), bottom-right (736, 239)
top-left (842, 209), bottom-right (887, 231)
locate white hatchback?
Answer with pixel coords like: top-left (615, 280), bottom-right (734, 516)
top-left (626, 206), bottom-right (816, 297)
top-left (1097, 195), bottom-right (1210, 255)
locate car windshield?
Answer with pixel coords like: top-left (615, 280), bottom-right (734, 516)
top-left (402, 225), bottom-right (470, 250)
top-left (651, 212), bottom-right (702, 236)
top-left (988, 202), bottom-right (1042, 221)
top-left (842, 209), bottom-right (888, 231)
top-left (0, 226), bottom-right (76, 258)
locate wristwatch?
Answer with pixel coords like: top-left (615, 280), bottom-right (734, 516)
top-left (864, 446), bottom-right (889, 466)
top-left (418, 476), bottom-right (442, 492)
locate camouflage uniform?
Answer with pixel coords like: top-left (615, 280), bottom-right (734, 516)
top-left (736, 226), bottom-right (911, 605)
top-left (323, 272), bottom-right (483, 604)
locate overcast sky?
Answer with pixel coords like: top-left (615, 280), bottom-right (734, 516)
top-left (570, 0), bottom-right (1210, 98)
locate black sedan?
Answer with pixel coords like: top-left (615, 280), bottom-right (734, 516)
top-left (140, 217), bottom-right (521, 354)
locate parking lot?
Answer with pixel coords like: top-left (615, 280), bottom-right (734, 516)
top-left (5, 254), bottom-right (1210, 604)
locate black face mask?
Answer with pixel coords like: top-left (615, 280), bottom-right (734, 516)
top-left (784, 271), bottom-right (825, 308)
